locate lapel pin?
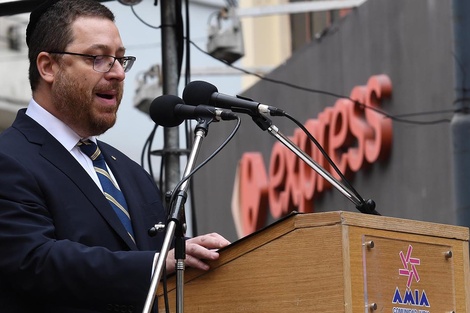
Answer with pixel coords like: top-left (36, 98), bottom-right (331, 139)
top-left (111, 156), bottom-right (117, 160)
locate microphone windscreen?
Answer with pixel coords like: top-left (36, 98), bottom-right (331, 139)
top-left (182, 81), bottom-right (218, 106)
top-left (149, 94), bottom-right (185, 127)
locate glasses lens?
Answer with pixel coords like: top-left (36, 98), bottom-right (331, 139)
top-left (93, 55), bottom-right (115, 73)
top-left (122, 57), bottom-right (135, 73)
top-left (92, 55), bottom-right (135, 73)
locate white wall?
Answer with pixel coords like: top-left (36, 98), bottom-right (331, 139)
top-left (0, 14), bottom-right (29, 130)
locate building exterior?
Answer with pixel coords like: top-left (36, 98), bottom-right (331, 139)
top-left (192, 0), bottom-right (460, 241)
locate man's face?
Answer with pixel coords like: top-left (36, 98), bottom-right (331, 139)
top-left (51, 16), bottom-right (126, 138)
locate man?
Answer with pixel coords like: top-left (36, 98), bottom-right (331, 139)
top-left (0, 0), bottom-right (230, 312)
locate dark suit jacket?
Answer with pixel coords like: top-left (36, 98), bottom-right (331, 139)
top-left (0, 109), bottom-right (167, 312)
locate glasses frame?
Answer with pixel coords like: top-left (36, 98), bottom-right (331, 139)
top-left (48, 51), bottom-right (136, 73)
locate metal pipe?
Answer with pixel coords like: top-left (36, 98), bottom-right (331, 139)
top-left (161, 0), bottom-right (181, 192)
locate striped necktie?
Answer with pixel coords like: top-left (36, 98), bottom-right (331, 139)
top-left (78, 140), bottom-right (135, 242)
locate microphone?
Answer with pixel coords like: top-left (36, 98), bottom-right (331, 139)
top-left (149, 94), bottom-right (238, 127)
top-left (182, 81), bottom-right (285, 116)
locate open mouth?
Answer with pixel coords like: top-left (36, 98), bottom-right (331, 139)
top-left (97, 93), bottom-right (114, 100)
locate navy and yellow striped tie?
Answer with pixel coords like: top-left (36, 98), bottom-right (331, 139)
top-left (78, 140), bottom-right (135, 242)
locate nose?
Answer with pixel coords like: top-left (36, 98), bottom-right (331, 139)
top-left (105, 59), bottom-right (126, 81)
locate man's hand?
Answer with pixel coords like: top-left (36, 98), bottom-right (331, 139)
top-left (166, 233), bottom-right (231, 273)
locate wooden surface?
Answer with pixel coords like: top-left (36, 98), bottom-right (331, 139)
top-left (156, 211), bottom-right (470, 312)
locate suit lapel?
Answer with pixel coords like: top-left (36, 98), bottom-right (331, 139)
top-left (14, 111), bottom-right (137, 250)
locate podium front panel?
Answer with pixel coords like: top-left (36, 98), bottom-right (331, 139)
top-left (362, 235), bottom-right (454, 313)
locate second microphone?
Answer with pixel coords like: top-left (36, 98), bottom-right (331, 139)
top-left (149, 94), bottom-right (238, 127)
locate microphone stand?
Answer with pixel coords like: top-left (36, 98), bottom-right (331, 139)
top-left (143, 118), bottom-right (213, 313)
top-left (250, 113), bottom-right (378, 215)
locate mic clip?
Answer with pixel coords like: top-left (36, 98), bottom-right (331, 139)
top-left (251, 112), bottom-right (273, 131)
top-left (355, 199), bottom-right (380, 215)
top-left (148, 222), bottom-right (166, 237)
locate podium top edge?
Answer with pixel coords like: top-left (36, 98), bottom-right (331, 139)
top-left (287, 211), bottom-right (470, 241)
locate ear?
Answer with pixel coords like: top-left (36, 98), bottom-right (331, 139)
top-left (36, 52), bottom-right (58, 84)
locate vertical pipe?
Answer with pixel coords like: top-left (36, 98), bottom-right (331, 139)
top-left (161, 0), bottom-right (181, 193)
top-left (451, 0), bottom-right (470, 226)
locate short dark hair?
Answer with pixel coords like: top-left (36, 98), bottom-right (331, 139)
top-left (27, 0), bottom-right (115, 91)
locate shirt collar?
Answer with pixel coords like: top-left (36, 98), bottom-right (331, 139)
top-left (25, 98), bottom-right (97, 151)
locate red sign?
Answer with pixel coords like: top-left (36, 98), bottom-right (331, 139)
top-left (234, 75), bottom-right (393, 237)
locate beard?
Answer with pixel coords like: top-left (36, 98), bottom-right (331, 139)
top-left (51, 69), bottom-right (123, 137)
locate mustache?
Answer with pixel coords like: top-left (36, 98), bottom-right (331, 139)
top-left (94, 83), bottom-right (123, 94)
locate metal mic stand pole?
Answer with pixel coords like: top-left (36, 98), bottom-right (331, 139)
top-left (250, 113), bottom-right (378, 215)
top-left (143, 119), bottom-right (212, 313)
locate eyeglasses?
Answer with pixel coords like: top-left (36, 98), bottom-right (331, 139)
top-left (48, 51), bottom-right (136, 73)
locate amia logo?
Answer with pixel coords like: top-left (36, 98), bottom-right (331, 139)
top-left (392, 245), bottom-right (430, 312)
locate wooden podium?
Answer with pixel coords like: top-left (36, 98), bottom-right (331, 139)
top-left (157, 211), bottom-right (470, 312)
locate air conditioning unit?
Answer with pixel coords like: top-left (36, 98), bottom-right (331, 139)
top-left (207, 7), bottom-right (244, 65)
top-left (133, 64), bottom-right (162, 115)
